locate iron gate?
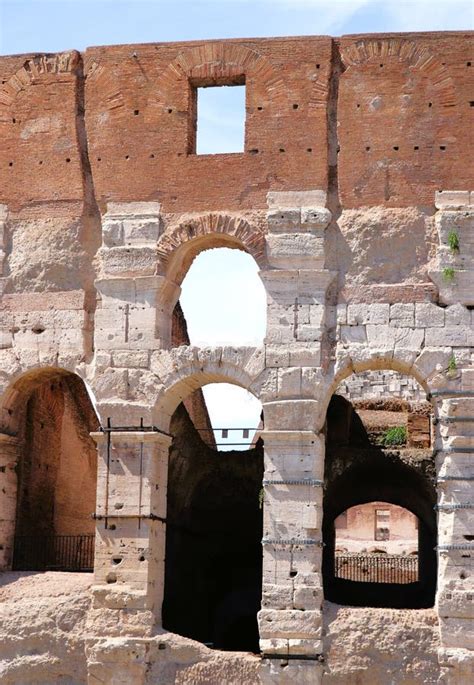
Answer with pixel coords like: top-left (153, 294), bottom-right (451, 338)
top-left (12, 534), bottom-right (95, 572)
top-left (335, 553), bottom-right (418, 584)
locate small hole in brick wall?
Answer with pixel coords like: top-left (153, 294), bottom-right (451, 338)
top-left (307, 148), bottom-right (312, 152)
top-left (379, 63), bottom-right (383, 67)
top-left (465, 535), bottom-right (474, 541)
top-left (462, 555), bottom-right (471, 559)
top-left (467, 62), bottom-right (472, 66)
top-left (134, 109), bottom-right (139, 115)
top-left (8, 162), bottom-right (13, 167)
top-left (32, 326), bottom-right (45, 334)
top-left (293, 103), bottom-right (299, 109)
top-left (279, 148), bottom-right (285, 153)
top-left (257, 106), bottom-right (263, 111)
top-left (414, 145), bottom-right (419, 150)
top-left (316, 64), bottom-right (320, 68)
top-left (112, 557), bottom-right (122, 565)
top-left (97, 157), bottom-right (101, 162)
top-left (139, 555), bottom-right (146, 562)
top-left (66, 158), bottom-right (71, 163)
top-left (366, 146), bottom-right (371, 151)
top-left (280, 662), bottom-right (289, 668)
top-left (168, 108), bottom-right (173, 113)
top-left (289, 570), bottom-right (298, 578)
top-left (149, 153), bottom-right (155, 158)
top-left (158, 643), bottom-right (166, 650)
top-left (470, 101), bottom-right (474, 107)
top-left (249, 148), bottom-right (259, 154)
top-left (460, 572), bottom-right (467, 578)
top-left (357, 103), bottom-right (360, 108)
top-left (439, 146), bottom-right (446, 150)
top-left (428, 102), bottom-right (433, 107)
top-left (106, 573), bottom-right (117, 584)
top-left (125, 155), bottom-right (130, 160)
top-left (12, 118), bottom-right (16, 123)
top-left (109, 524), bottom-right (116, 530)
top-left (393, 146), bottom-right (399, 151)
top-left (0, 466), bottom-right (5, 473)
top-left (39, 160), bottom-right (43, 165)
top-left (114, 502), bottom-right (124, 510)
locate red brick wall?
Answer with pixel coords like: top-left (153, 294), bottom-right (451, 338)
top-left (338, 32), bottom-right (473, 207)
top-left (0, 52), bottom-right (84, 215)
top-left (0, 32), bottom-right (472, 214)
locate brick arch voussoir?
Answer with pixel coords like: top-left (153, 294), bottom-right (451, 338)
top-left (151, 42), bottom-right (288, 110)
top-left (341, 38), bottom-right (456, 107)
top-left (0, 51), bottom-right (80, 117)
top-left (156, 213), bottom-right (266, 280)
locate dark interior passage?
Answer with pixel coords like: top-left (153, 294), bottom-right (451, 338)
top-left (323, 394), bottom-right (437, 609)
top-left (13, 373), bottom-right (99, 571)
top-left (162, 402), bottom-right (264, 652)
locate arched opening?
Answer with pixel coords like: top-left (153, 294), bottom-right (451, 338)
top-left (162, 381), bottom-right (264, 653)
top-left (3, 369), bottom-right (99, 572)
top-left (173, 246), bottom-right (266, 348)
top-left (323, 371), bottom-right (437, 609)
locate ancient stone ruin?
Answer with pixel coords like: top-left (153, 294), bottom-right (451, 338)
top-left (0, 31), bottom-right (472, 684)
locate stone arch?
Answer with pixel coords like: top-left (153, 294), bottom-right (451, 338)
top-left (157, 212), bottom-right (267, 285)
top-left (322, 358), bottom-right (438, 608)
top-left (0, 366), bottom-right (99, 437)
top-left (152, 346), bottom-right (265, 431)
top-left (150, 41), bottom-right (288, 112)
top-left (0, 51), bottom-right (80, 117)
top-left (0, 367), bottom-right (100, 571)
top-left (340, 38), bottom-right (456, 107)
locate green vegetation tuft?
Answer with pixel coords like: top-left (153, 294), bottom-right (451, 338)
top-left (258, 487), bottom-right (265, 509)
top-left (442, 266), bottom-right (455, 283)
top-left (447, 354), bottom-right (457, 374)
top-left (380, 425), bottom-right (407, 447)
top-left (447, 231), bottom-right (460, 252)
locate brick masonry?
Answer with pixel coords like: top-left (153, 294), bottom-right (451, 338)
top-left (0, 31), bottom-right (473, 685)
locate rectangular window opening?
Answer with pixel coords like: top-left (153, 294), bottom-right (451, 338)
top-left (193, 82), bottom-right (246, 155)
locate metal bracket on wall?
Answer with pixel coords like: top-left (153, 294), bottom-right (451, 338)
top-left (263, 478), bottom-right (323, 486)
top-left (435, 502), bottom-right (474, 510)
top-left (262, 537), bottom-right (324, 546)
top-left (262, 653), bottom-right (325, 662)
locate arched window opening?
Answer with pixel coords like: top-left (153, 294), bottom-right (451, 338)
top-left (323, 371), bottom-right (436, 609)
top-left (11, 372), bottom-right (99, 573)
top-left (335, 502), bottom-right (419, 584)
top-left (162, 381), bottom-right (264, 653)
top-left (173, 247), bottom-right (266, 347)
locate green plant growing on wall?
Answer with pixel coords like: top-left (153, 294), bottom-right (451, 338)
top-left (447, 230), bottom-right (460, 252)
top-left (442, 266), bottom-right (455, 283)
top-left (379, 425), bottom-right (407, 447)
top-left (258, 487), bottom-right (265, 509)
top-left (447, 354), bottom-right (457, 375)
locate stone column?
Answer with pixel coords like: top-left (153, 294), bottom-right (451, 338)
top-left (89, 429), bottom-right (171, 634)
top-left (434, 389), bottom-right (474, 683)
top-left (0, 434), bottom-right (21, 570)
top-left (258, 425), bottom-right (325, 683)
top-left (95, 201), bottom-right (181, 351)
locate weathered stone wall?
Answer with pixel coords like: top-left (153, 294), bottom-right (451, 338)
top-left (0, 31), bottom-right (472, 684)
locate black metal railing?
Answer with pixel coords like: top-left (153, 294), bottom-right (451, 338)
top-left (335, 553), bottom-right (418, 584)
top-left (12, 534), bottom-right (95, 572)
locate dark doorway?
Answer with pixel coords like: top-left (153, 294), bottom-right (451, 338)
top-left (162, 401), bottom-right (263, 652)
top-left (323, 394), bottom-right (437, 609)
top-left (12, 373), bottom-right (98, 572)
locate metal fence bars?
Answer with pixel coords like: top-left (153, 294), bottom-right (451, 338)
top-left (12, 534), bottom-right (95, 572)
top-left (335, 553), bottom-right (418, 584)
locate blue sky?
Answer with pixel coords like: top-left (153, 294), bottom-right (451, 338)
top-left (0, 0), bottom-right (472, 55)
top-left (1, 0), bottom-right (472, 445)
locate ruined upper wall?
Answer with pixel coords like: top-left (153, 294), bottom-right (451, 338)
top-left (0, 32), bottom-right (472, 214)
top-left (0, 51), bottom-right (85, 216)
top-left (338, 32), bottom-right (474, 207)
